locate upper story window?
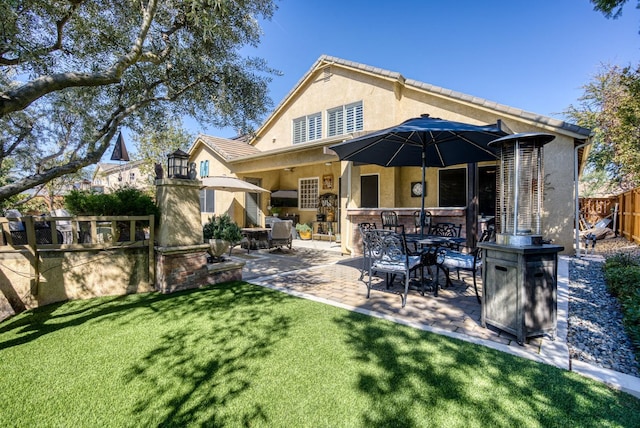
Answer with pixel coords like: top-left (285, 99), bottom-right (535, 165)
top-left (293, 113), bottom-right (322, 144)
top-left (328, 101), bottom-right (363, 137)
top-left (129, 172), bottom-right (135, 181)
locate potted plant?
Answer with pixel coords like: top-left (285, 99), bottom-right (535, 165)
top-left (203, 214), bottom-right (243, 261)
top-left (270, 206), bottom-right (282, 217)
top-left (295, 222), bottom-right (313, 240)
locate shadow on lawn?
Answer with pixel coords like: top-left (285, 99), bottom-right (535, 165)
top-left (121, 282), bottom-right (293, 426)
top-left (0, 292), bottom-right (175, 350)
top-left (334, 309), bottom-right (640, 427)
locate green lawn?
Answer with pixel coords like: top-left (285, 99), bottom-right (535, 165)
top-left (1, 281), bottom-right (639, 427)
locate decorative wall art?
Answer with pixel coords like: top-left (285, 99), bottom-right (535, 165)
top-left (323, 174), bottom-right (333, 190)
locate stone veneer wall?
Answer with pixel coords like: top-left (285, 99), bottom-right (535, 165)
top-left (347, 207), bottom-right (467, 256)
top-left (155, 245), bottom-right (245, 294)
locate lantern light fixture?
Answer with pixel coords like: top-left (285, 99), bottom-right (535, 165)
top-left (167, 149), bottom-right (190, 179)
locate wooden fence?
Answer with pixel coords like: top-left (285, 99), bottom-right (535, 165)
top-left (580, 187), bottom-right (640, 244)
top-left (0, 215), bottom-right (156, 318)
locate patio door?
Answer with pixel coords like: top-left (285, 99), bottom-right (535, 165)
top-left (244, 178), bottom-right (262, 227)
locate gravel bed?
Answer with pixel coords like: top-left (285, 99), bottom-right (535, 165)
top-left (568, 237), bottom-right (640, 376)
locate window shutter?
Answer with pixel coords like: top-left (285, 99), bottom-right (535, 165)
top-left (308, 113), bottom-right (322, 141)
top-left (345, 102), bottom-right (363, 133)
top-left (328, 108), bottom-right (343, 137)
top-left (293, 118), bottom-right (306, 144)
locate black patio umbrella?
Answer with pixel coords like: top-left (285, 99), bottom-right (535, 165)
top-left (329, 114), bottom-right (509, 237)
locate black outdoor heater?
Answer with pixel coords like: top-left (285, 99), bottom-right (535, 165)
top-left (479, 133), bottom-right (564, 345)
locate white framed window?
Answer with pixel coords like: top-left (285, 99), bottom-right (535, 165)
top-left (299, 177), bottom-right (319, 210)
top-left (293, 113), bottom-right (322, 144)
top-left (129, 172), bottom-right (135, 181)
top-left (327, 101), bottom-right (363, 137)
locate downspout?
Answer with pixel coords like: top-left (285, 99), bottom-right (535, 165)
top-left (574, 137), bottom-right (593, 257)
top-left (344, 161), bottom-right (353, 255)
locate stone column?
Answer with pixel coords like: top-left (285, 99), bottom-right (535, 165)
top-left (155, 178), bottom-right (203, 247)
top-left (154, 178), bottom-right (244, 293)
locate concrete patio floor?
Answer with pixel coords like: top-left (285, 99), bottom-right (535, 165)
top-left (228, 238), bottom-right (640, 398)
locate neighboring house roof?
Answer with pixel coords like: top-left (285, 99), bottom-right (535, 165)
top-left (254, 54), bottom-right (592, 142)
top-left (93, 160), bottom-right (144, 177)
top-left (190, 134), bottom-right (260, 161)
top-left (93, 160), bottom-right (145, 176)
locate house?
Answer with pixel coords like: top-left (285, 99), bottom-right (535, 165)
top-left (92, 160), bottom-right (151, 193)
top-left (188, 55), bottom-right (592, 253)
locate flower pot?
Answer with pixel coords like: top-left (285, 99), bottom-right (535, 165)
top-left (208, 239), bottom-right (230, 260)
top-left (298, 230), bottom-right (312, 240)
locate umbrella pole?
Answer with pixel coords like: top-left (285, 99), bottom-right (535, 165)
top-left (420, 148), bottom-right (426, 238)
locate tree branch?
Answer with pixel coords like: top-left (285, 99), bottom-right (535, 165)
top-left (0, 0), bottom-right (85, 66)
top-left (0, 72), bottom-right (121, 116)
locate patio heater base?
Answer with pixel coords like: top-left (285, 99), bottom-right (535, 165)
top-left (479, 242), bottom-right (563, 345)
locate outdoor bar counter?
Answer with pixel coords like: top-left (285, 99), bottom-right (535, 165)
top-left (347, 207), bottom-right (466, 256)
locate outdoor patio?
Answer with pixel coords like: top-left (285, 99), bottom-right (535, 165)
top-left (228, 238), bottom-right (570, 369)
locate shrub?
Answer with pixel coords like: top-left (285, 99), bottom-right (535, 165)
top-left (203, 214), bottom-right (243, 243)
top-left (295, 223), bottom-right (312, 233)
top-left (64, 187), bottom-right (160, 220)
top-left (603, 253), bottom-right (640, 360)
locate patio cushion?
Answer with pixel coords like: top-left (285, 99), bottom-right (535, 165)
top-left (374, 254), bottom-right (421, 272)
top-left (441, 250), bottom-right (480, 270)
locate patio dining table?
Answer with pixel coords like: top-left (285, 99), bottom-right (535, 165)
top-left (240, 228), bottom-right (270, 252)
top-left (404, 234), bottom-right (457, 294)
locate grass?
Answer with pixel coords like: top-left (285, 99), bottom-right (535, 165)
top-left (1, 282), bottom-right (639, 427)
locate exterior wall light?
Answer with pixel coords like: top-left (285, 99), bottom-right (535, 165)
top-left (167, 149), bottom-right (190, 179)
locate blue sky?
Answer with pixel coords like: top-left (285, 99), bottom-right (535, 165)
top-left (190, 0), bottom-right (639, 139)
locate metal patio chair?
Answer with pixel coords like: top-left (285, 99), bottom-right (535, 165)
top-left (362, 228), bottom-right (424, 307)
top-left (358, 222), bottom-right (377, 280)
top-left (413, 210), bottom-right (432, 235)
top-left (380, 210), bottom-right (404, 233)
top-left (437, 226), bottom-right (495, 303)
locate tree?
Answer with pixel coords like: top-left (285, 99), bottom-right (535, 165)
top-left (565, 63), bottom-right (640, 190)
top-left (0, 0), bottom-right (278, 202)
top-left (590, 0), bottom-right (633, 19)
top-left (131, 118), bottom-right (193, 183)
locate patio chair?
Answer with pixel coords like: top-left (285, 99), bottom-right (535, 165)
top-left (358, 222), bottom-right (377, 280)
top-left (436, 226), bottom-right (495, 303)
top-left (413, 210), bottom-right (432, 235)
top-left (381, 210), bottom-right (403, 233)
top-left (362, 228), bottom-right (424, 307)
top-left (431, 222), bottom-right (464, 250)
top-left (268, 220), bottom-right (293, 252)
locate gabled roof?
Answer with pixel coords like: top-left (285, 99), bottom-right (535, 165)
top-left (190, 134), bottom-right (260, 161)
top-left (93, 160), bottom-right (145, 180)
top-left (254, 55), bottom-right (591, 141)
top-left (95, 159), bottom-right (144, 173)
